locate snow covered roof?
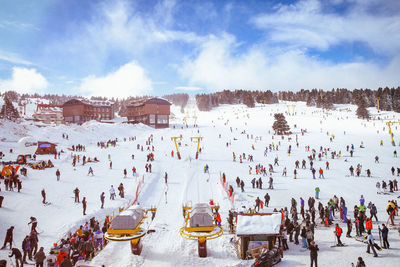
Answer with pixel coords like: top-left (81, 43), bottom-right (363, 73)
top-left (62, 98), bottom-right (114, 107)
top-left (236, 213), bottom-right (282, 236)
top-left (128, 97), bottom-right (171, 107)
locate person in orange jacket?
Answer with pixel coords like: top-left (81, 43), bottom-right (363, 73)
top-left (214, 212), bottom-right (221, 226)
top-left (56, 250), bottom-right (68, 266)
top-left (365, 218), bottom-right (373, 231)
top-left (334, 224), bottom-right (344, 246)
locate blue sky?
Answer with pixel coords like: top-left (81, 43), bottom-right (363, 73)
top-left (0, 0), bottom-right (399, 98)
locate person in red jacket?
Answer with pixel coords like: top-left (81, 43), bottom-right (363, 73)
top-left (334, 224), bottom-right (344, 246)
top-left (365, 218), bottom-right (373, 231)
top-left (319, 168), bottom-right (324, 179)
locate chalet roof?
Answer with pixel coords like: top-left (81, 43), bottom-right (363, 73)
top-left (62, 98), bottom-right (114, 107)
top-left (128, 97), bottom-right (171, 107)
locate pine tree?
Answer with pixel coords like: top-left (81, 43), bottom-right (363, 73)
top-left (356, 97), bottom-right (370, 119)
top-left (243, 92), bottom-right (255, 108)
top-left (0, 96), bottom-right (20, 120)
top-left (272, 113), bottom-right (290, 135)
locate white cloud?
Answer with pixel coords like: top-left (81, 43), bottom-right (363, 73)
top-left (0, 50), bottom-right (33, 66)
top-left (79, 61), bottom-right (152, 98)
top-left (251, 0), bottom-right (400, 54)
top-left (0, 67), bottom-right (48, 94)
top-left (179, 34), bottom-right (400, 91)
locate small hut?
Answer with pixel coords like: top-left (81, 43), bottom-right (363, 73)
top-left (235, 213), bottom-right (282, 260)
top-left (190, 203), bottom-right (213, 229)
top-left (36, 141), bottom-right (57, 155)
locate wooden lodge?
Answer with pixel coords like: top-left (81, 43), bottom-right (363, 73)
top-left (125, 98), bottom-right (171, 128)
top-left (62, 99), bottom-right (115, 124)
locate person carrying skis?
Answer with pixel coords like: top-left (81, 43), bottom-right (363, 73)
top-left (334, 223), bottom-right (344, 246)
top-left (100, 192), bottom-right (105, 209)
top-left (28, 217), bottom-right (38, 233)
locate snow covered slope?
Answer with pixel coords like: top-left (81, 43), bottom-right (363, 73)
top-left (1, 101), bottom-right (400, 267)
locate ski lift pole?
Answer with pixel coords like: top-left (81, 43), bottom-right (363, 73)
top-left (387, 122), bottom-right (396, 146)
top-left (171, 137), bottom-right (182, 159)
top-left (292, 104), bottom-right (296, 115)
top-left (191, 137), bottom-right (203, 159)
top-left (376, 97), bottom-right (380, 113)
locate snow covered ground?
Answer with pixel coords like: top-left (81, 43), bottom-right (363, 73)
top-left (1, 100), bottom-right (400, 267)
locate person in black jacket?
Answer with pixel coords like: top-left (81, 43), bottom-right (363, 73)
top-left (9, 247), bottom-right (23, 267)
top-left (1, 226), bottom-right (14, 249)
top-left (380, 224), bottom-right (390, 249)
top-left (82, 197), bottom-right (87, 216)
top-left (309, 241), bottom-right (319, 267)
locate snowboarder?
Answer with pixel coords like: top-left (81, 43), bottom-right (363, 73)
top-left (100, 192), bottom-right (105, 209)
top-left (74, 187), bottom-right (80, 203)
top-left (56, 169), bottom-right (60, 181)
top-left (82, 197), bottom-right (87, 215)
top-left (1, 226), bottom-right (14, 249)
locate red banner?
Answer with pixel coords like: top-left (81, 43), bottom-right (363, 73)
top-left (132, 175), bottom-right (145, 205)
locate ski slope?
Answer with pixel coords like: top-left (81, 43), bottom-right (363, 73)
top-left (1, 100), bottom-right (400, 266)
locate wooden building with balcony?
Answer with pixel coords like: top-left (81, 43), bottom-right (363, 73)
top-left (126, 98), bottom-right (171, 128)
top-left (62, 99), bottom-right (115, 124)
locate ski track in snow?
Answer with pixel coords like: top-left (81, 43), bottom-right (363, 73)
top-left (1, 101), bottom-right (400, 266)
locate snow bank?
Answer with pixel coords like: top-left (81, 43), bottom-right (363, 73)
top-left (236, 213), bottom-right (281, 235)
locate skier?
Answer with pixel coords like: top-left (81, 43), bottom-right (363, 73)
top-left (132, 167), bottom-right (136, 176)
top-left (123, 169), bottom-right (127, 178)
top-left (349, 166), bottom-right (354, 176)
top-left (264, 193), bottom-right (270, 207)
top-left (1, 226), bottom-right (14, 249)
top-left (251, 178), bottom-right (256, 188)
top-left (294, 169), bottom-right (297, 179)
top-left (268, 177), bottom-right (274, 189)
top-left (109, 185), bottom-right (115, 200)
top-left (22, 235), bottom-right (31, 263)
top-left (334, 224), bottom-right (344, 246)
top-left (28, 216), bottom-right (37, 233)
top-left (282, 167), bottom-right (287, 176)
top-left (82, 197), bottom-right (87, 215)
top-left (164, 172), bottom-right (168, 184)
top-left (236, 177), bottom-right (240, 187)
top-left (370, 204), bottom-right (378, 221)
top-left (100, 192), bottom-right (105, 209)
top-left (366, 230), bottom-right (378, 257)
top-left (376, 182), bottom-right (381, 194)
top-left (346, 218), bottom-right (352, 237)
top-left (73, 187), bottom-right (80, 203)
top-left (34, 247), bottom-right (46, 267)
top-left (374, 156), bottom-right (379, 163)
top-left (88, 167), bottom-right (94, 176)
top-left (312, 168), bottom-right (316, 179)
top-left (56, 169), bottom-right (60, 181)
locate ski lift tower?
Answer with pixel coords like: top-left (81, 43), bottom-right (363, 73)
top-left (387, 121), bottom-right (400, 146)
top-left (376, 97), bottom-right (380, 113)
top-left (191, 137), bottom-right (203, 159)
top-left (171, 137), bottom-right (183, 159)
